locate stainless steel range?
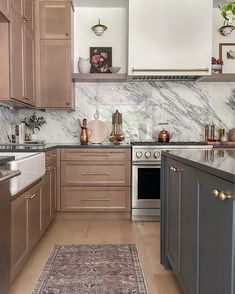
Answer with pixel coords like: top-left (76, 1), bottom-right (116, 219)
top-left (131, 142), bottom-right (212, 221)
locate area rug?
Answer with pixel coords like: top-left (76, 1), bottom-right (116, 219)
top-left (32, 244), bottom-right (148, 294)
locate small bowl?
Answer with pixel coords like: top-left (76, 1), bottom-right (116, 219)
top-left (109, 66), bottom-right (121, 73)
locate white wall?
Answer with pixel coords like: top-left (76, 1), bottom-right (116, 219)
top-left (73, 7), bottom-right (127, 73)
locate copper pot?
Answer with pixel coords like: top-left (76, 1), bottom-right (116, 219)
top-left (158, 129), bottom-right (173, 143)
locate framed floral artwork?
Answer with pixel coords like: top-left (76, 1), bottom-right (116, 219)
top-left (219, 43), bottom-right (235, 73)
top-left (90, 47), bottom-right (112, 73)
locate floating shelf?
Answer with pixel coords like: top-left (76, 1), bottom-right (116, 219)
top-left (72, 73), bottom-right (128, 82)
top-left (198, 73), bottom-right (235, 82)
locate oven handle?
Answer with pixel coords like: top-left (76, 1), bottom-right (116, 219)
top-left (132, 162), bottom-right (161, 167)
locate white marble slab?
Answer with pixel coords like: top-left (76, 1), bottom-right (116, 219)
top-left (0, 81), bottom-right (234, 144)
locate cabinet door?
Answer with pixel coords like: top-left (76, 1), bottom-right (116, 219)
top-left (11, 193), bottom-right (28, 280)
top-left (128, 0), bottom-right (212, 76)
top-left (24, 0), bottom-right (34, 31)
top-left (10, 9), bottom-right (24, 102)
top-left (40, 39), bottom-right (72, 108)
top-left (180, 165), bottom-right (198, 294)
top-left (61, 162), bottom-right (129, 186)
top-left (61, 186), bottom-right (130, 211)
top-left (0, 0), bottom-right (10, 20)
top-left (11, 0), bottom-right (23, 16)
top-left (165, 158), bottom-right (181, 275)
top-left (50, 166), bottom-right (57, 220)
top-left (40, 1), bottom-right (71, 39)
top-left (28, 184), bottom-right (42, 251)
top-left (42, 170), bottom-right (51, 231)
top-left (24, 26), bottom-right (35, 105)
top-left (198, 173), bottom-right (234, 294)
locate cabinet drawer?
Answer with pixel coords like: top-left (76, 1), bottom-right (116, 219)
top-left (61, 148), bottom-right (131, 161)
top-left (61, 187), bottom-right (130, 211)
top-left (61, 162), bottom-right (130, 186)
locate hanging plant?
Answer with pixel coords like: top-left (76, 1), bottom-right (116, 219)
top-left (219, 1), bottom-right (235, 25)
top-left (21, 113), bottom-right (47, 134)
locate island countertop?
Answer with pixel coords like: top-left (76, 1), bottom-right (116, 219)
top-left (162, 148), bottom-right (235, 183)
top-left (0, 156), bottom-right (15, 166)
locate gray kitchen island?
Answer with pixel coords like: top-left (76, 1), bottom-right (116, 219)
top-left (161, 148), bottom-right (235, 294)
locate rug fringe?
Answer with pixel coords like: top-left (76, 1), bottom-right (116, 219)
top-left (32, 244), bottom-right (60, 294)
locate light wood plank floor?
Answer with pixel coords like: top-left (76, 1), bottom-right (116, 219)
top-left (8, 212), bottom-right (183, 294)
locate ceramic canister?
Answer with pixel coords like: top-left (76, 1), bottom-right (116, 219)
top-left (78, 57), bottom-right (91, 73)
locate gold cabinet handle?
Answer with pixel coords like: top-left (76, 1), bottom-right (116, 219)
top-left (81, 197), bottom-right (110, 202)
top-left (24, 96), bottom-right (30, 101)
top-left (213, 189), bottom-right (232, 201)
top-left (25, 193), bottom-right (36, 200)
top-left (170, 166), bottom-right (179, 172)
top-left (81, 172), bottom-right (110, 176)
top-left (218, 191), bottom-right (232, 201)
top-left (212, 189), bottom-right (220, 197)
top-left (23, 15), bottom-right (30, 21)
top-left (80, 153), bottom-right (110, 157)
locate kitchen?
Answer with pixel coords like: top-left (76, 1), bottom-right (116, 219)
top-left (0, 0), bottom-right (234, 293)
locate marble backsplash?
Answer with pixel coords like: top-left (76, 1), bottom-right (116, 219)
top-left (0, 107), bottom-right (19, 143)
top-left (0, 82), bottom-right (235, 144)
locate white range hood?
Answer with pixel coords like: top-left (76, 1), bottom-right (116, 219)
top-left (128, 0), bottom-right (213, 81)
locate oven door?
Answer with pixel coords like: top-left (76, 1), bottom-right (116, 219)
top-left (132, 163), bottom-right (161, 209)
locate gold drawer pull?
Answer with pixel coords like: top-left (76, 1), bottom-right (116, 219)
top-left (80, 153), bottom-right (110, 157)
top-left (170, 166), bottom-right (179, 172)
top-left (213, 189), bottom-right (232, 201)
top-left (81, 172), bottom-right (110, 176)
top-left (81, 197), bottom-right (110, 202)
top-left (25, 193), bottom-right (36, 200)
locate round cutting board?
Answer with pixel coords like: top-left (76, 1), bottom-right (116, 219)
top-left (87, 113), bottom-right (109, 144)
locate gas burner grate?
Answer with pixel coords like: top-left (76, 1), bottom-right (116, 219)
top-left (131, 142), bottom-right (208, 146)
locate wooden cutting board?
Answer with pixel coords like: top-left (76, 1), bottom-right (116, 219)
top-left (87, 113), bottom-right (109, 144)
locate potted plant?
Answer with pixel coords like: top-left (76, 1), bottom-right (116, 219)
top-left (21, 113), bottom-right (47, 141)
top-left (218, 1), bottom-right (235, 35)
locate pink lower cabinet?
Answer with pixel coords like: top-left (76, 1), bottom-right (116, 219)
top-left (61, 187), bottom-right (130, 211)
top-left (60, 148), bottom-right (131, 212)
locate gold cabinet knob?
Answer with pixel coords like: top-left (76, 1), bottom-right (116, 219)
top-left (65, 33), bottom-right (69, 37)
top-left (212, 189), bottom-right (220, 197)
top-left (218, 191), bottom-right (232, 201)
top-left (66, 102), bottom-right (70, 105)
top-left (170, 166), bottom-right (179, 172)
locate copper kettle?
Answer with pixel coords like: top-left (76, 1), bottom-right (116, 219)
top-left (158, 129), bottom-right (173, 143)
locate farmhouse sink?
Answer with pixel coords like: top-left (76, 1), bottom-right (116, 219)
top-left (0, 152), bottom-right (45, 196)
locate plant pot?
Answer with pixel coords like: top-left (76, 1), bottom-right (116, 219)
top-left (31, 134), bottom-right (37, 141)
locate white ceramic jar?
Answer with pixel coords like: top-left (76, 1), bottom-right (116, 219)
top-left (78, 57), bottom-right (91, 73)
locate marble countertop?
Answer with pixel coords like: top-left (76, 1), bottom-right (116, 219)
top-left (0, 156), bottom-right (15, 166)
top-left (0, 142), bottom-right (131, 152)
top-left (162, 148), bottom-right (235, 183)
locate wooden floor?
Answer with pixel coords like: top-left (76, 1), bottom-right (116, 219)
top-left (8, 212), bottom-right (183, 294)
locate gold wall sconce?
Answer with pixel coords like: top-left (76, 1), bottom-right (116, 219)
top-left (92, 19), bottom-right (108, 36)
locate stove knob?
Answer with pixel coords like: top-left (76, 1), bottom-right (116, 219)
top-left (136, 151), bottom-right (143, 158)
top-left (145, 151), bottom-right (151, 158)
top-left (154, 151), bottom-right (161, 158)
